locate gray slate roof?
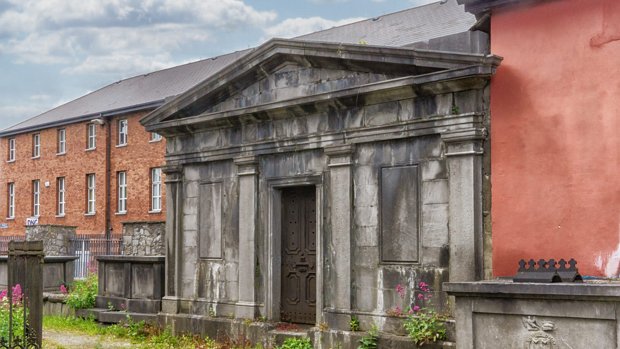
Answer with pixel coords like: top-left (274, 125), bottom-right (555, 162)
top-left (297, 0), bottom-right (474, 46)
top-left (0, 0), bottom-right (475, 136)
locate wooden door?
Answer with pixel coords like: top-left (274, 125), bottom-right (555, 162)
top-left (280, 186), bottom-right (317, 324)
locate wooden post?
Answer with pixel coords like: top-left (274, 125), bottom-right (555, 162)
top-left (8, 240), bottom-right (44, 348)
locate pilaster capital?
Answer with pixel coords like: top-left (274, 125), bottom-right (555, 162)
top-left (234, 155), bottom-right (259, 176)
top-left (324, 144), bottom-right (354, 167)
top-left (441, 128), bottom-right (486, 157)
top-left (162, 164), bottom-right (183, 182)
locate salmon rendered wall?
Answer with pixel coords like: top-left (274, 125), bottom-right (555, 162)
top-left (491, 0), bottom-right (620, 277)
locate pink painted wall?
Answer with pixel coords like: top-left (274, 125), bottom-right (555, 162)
top-left (491, 0), bottom-right (620, 277)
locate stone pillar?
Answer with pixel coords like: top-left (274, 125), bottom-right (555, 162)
top-left (442, 128), bottom-right (485, 282)
top-left (235, 156), bottom-right (260, 319)
top-left (324, 144), bottom-right (354, 316)
top-left (161, 165), bottom-right (183, 314)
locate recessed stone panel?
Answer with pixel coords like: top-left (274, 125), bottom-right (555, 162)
top-left (199, 182), bottom-right (223, 259)
top-left (380, 165), bottom-right (419, 263)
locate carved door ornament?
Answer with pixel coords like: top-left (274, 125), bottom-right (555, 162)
top-left (523, 316), bottom-right (557, 349)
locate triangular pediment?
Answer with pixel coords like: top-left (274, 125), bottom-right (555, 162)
top-left (142, 38), bottom-right (499, 132)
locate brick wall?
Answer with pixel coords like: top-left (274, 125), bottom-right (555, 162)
top-left (0, 111), bottom-right (166, 236)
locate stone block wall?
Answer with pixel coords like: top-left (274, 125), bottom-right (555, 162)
top-left (25, 224), bottom-right (76, 256)
top-left (122, 221), bottom-right (165, 256)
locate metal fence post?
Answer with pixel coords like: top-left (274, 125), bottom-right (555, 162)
top-left (8, 240), bottom-right (43, 348)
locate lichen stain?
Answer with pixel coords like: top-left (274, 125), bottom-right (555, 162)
top-left (590, 0), bottom-right (620, 47)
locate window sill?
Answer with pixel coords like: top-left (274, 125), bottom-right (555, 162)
top-left (149, 139), bottom-right (162, 143)
top-left (6, 217), bottom-right (14, 221)
top-left (6, 160), bottom-right (15, 164)
top-left (55, 214), bottom-right (65, 218)
top-left (148, 209), bottom-right (162, 214)
top-left (56, 152), bottom-right (66, 156)
top-left (84, 212), bottom-right (96, 216)
top-left (85, 147), bottom-right (96, 152)
top-left (115, 211), bottom-right (127, 216)
top-left (31, 156), bottom-right (40, 160)
top-left (116, 144), bottom-right (128, 148)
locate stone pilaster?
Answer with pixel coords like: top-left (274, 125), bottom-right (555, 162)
top-left (442, 128), bottom-right (485, 282)
top-left (161, 164), bottom-right (183, 314)
top-left (324, 144), bottom-right (354, 314)
top-left (235, 156), bottom-right (260, 319)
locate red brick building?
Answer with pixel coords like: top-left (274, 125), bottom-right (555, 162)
top-left (0, 51), bottom-right (246, 236)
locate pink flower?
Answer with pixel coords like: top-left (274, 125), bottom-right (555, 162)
top-left (12, 284), bottom-right (22, 304)
top-left (417, 293), bottom-right (424, 300)
top-left (0, 289), bottom-right (6, 300)
top-left (60, 284), bottom-right (68, 294)
top-left (395, 284), bottom-right (406, 298)
top-left (408, 308), bottom-right (414, 315)
top-left (413, 305), bottom-right (421, 312)
top-left (419, 282), bottom-right (427, 288)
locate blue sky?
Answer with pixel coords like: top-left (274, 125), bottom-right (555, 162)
top-left (0, 0), bottom-right (435, 130)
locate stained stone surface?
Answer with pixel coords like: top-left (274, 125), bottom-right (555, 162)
top-left (122, 221), bottom-right (165, 256)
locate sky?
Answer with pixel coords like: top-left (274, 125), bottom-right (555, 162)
top-left (0, 0), bottom-right (437, 131)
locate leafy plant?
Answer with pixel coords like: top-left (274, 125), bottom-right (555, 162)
top-left (404, 310), bottom-right (446, 345)
top-left (0, 289), bottom-right (26, 343)
top-left (65, 272), bottom-right (98, 309)
top-left (349, 316), bottom-right (360, 332)
top-left (357, 324), bottom-right (378, 349)
top-left (278, 337), bottom-right (312, 349)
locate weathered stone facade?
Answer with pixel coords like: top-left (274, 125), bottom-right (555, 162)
top-left (122, 221), bottom-right (165, 256)
top-left (25, 224), bottom-right (76, 256)
top-left (143, 38), bottom-right (499, 345)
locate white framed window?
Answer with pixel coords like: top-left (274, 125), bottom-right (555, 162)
top-left (32, 133), bottom-right (40, 158)
top-left (117, 171), bottom-right (127, 213)
top-left (32, 180), bottom-right (40, 216)
top-left (7, 183), bottom-right (14, 218)
top-left (150, 132), bottom-right (162, 142)
top-left (7, 138), bottom-right (15, 162)
top-left (57, 128), bottom-right (66, 154)
top-left (118, 119), bottom-right (128, 146)
top-left (86, 174), bottom-right (96, 214)
top-left (87, 123), bottom-right (96, 150)
top-left (151, 168), bottom-right (162, 212)
top-left (57, 177), bottom-right (65, 216)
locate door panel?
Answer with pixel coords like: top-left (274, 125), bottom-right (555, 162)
top-left (280, 186), bottom-right (316, 324)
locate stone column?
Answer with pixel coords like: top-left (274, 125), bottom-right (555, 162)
top-left (442, 128), bottom-right (485, 282)
top-left (161, 165), bottom-right (183, 314)
top-left (235, 156), bottom-right (260, 319)
top-left (324, 144), bottom-right (354, 320)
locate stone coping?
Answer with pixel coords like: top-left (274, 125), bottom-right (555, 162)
top-left (96, 255), bottom-right (165, 263)
top-left (444, 280), bottom-right (620, 300)
top-left (0, 255), bottom-right (78, 262)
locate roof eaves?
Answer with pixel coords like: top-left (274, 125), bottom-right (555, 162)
top-left (0, 99), bottom-right (166, 138)
top-left (457, 0), bottom-right (549, 16)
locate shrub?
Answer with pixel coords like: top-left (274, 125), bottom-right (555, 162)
top-left (278, 337), bottom-right (312, 349)
top-left (66, 273), bottom-right (98, 310)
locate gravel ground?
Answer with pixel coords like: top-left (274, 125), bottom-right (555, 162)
top-left (43, 329), bottom-right (134, 349)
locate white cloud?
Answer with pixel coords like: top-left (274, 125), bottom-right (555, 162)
top-left (264, 16), bottom-right (365, 39)
top-left (0, 0), bottom-right (277, 75)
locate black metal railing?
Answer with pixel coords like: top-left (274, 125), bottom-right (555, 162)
top-left (71, 234), bottom-right (123, 278)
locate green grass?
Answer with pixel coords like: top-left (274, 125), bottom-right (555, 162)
top-left (43, 315), bottom-right (267, 349)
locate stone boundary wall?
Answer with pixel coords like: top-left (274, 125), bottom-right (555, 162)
top-left (122, 221), bottom-right (165, 256)
top-left (25, 225), bottom-right (77, 256)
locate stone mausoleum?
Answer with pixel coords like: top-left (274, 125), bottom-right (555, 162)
top-left (142, 15), bottom-right (500, 346)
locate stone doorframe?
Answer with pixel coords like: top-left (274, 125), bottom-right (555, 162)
top-left (265, 174), bottom-right (324, 324)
